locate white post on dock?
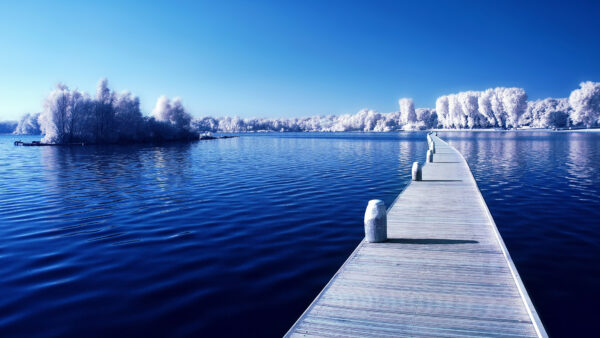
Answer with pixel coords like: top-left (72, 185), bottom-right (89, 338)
top-left (364, 200), bottom-right (387, 243)
top-left (427, 149), bottom-right (433, 163)
top-left (429, 141), bottom-right (436, 154)
top-left (412, 161), bottom-right (422, 181)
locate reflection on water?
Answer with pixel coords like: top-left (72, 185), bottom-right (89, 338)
top-left (567, 134), bottom-right (597, 184)
top-left (441, 131), bottom-right (600, 337)
top-left (1, 131), bottom-right (599, 337)
top-left (0, 133), bottom-right (426, 337)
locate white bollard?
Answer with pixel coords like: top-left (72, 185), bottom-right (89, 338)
top-left (412, 161), bottom-right (422, 181)
top-left (427, 149), bottom-right (433, 163)
top-left (364, 200), bottom-right (387, 243)
top-left (426, 134), bottom-right (432, 145)
top-left (429, 141), bottom-right (436, 154)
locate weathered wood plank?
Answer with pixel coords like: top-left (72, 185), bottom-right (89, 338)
top-left (286, 135), bottom-right (546, 337)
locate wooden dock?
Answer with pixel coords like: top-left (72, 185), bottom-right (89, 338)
top-left (286, 135), bottom-right (546, 337)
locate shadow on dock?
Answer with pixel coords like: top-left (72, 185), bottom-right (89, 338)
top-left (385, 238), bottom-right (478, 244)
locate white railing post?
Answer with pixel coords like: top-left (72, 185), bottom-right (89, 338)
top-left (364, 200), bottom-right (387, 243)
top-left (412, 161), bottom-right (422, 181)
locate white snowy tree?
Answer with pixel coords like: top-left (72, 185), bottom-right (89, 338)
top-left (458, 91), bottom-right (480, 129)
top-left (114, 91), bottom-right (144, 141)
top-left (522, 98), bottom-right (570, 128)
top-left (39, 83), bottom-right (70, 143)
top-left (14, 113), bottom-right (41, 134)
top-left (448, 94), bottom-right (463, 128)
top-left (416, 108), bottom-right (437, 129)
top-left (500, 88), bottom-right (527, 128)
top-left (433, 87), bottom-right (527, 129)
top-left (569, 81), bottom-right (600, 127)
top-left (93, 78), bottom-right (116, 142)
top-left (34, 78), bottom-right (600, 138)
top-left (477, 89), bottom-right (496, 127)
top-left (399, 98), bottom-right (417, 125)
top-left (153, 96), bottom-right (193, 130)
top-left (37, 78), bottom-right (198, 144)
top-left (435, 96), bottom-right (450, 128)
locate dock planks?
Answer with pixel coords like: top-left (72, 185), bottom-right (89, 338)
top-left (286, 135), bottom-right (546, 337)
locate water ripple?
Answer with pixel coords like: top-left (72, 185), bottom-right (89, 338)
top-left (0, 132), bottom-right (425, 337)
top-left (2, 131), bottom-right (597, 337)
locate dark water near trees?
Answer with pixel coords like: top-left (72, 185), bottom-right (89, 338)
top-left (0, 132), bottom-right (598, 337)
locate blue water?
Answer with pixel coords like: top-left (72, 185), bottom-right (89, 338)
top-left (0, 132), bottom-right (598, 337)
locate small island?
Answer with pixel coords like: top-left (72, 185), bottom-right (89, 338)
top-left (12, 78), bottom-right (236, 146)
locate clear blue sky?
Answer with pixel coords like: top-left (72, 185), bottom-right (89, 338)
top-left (1, 0), bottom-right (599, 120)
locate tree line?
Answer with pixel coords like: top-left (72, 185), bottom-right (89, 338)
top-left (9, 80), bottom-right (600, 138)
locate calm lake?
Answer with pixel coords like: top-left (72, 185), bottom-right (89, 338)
top-left (0, 131), bottom-right (598, 337)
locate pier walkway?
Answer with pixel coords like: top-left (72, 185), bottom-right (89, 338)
top-left (286, 135), bottom-right (546, 337)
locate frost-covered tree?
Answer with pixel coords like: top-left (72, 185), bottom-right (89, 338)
top-left (435, 96), bottom-right (450, 128)
top-left (216, 116), bottom-right (244, 132)
top-left (37, 78), bottom-right (198, 144)
top-left (500, 88), bottom-right (527, 128)
top-left (416, 108), bottom-right (438, 129)
top-left (114, 91), bottom-right (144, 141)
top-left (14, 113), bottom-right (41, 134)
top-left (447, 94), bottom-right (463, 128)
top-left (153, 96), bottom-right (193, 130)
top-left (399, 98), bottom-right (416, 125)
top-left (490, 90), bottom-right (506, 127)
top-left (192, 116), bottom-right (219, 132)
top-left (569, 81), bottom-right (600, 127)
top-left (93, 78), bottom-right (116, 142)
top-left (187, 82), bottom-right (600, 132)
top-left (434, 87), bottom-right (527, 129)
top-left (34, 79), bottom-right (600, 138)
top-left (458, 91), bottom-right (480, 128)
top-left (381, 111), bottom-right (402, 131)
top-left (40, 84), bottom-right (71, 143)
top-left (522, 98), bottom-right (570, 128)
top-left (478, 89), bottom-right (496, 127)
top-left (189, 108), bottom-right (434, 132)
top-left (40, 82), bottom-right (108, 143)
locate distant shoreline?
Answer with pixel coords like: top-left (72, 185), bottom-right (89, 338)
top-left (431, 128), bottom-right (600, 133)
top-left (4, 128), bottom-right (600, 137)
top-left (9, 135), bottom-right (238, 146)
